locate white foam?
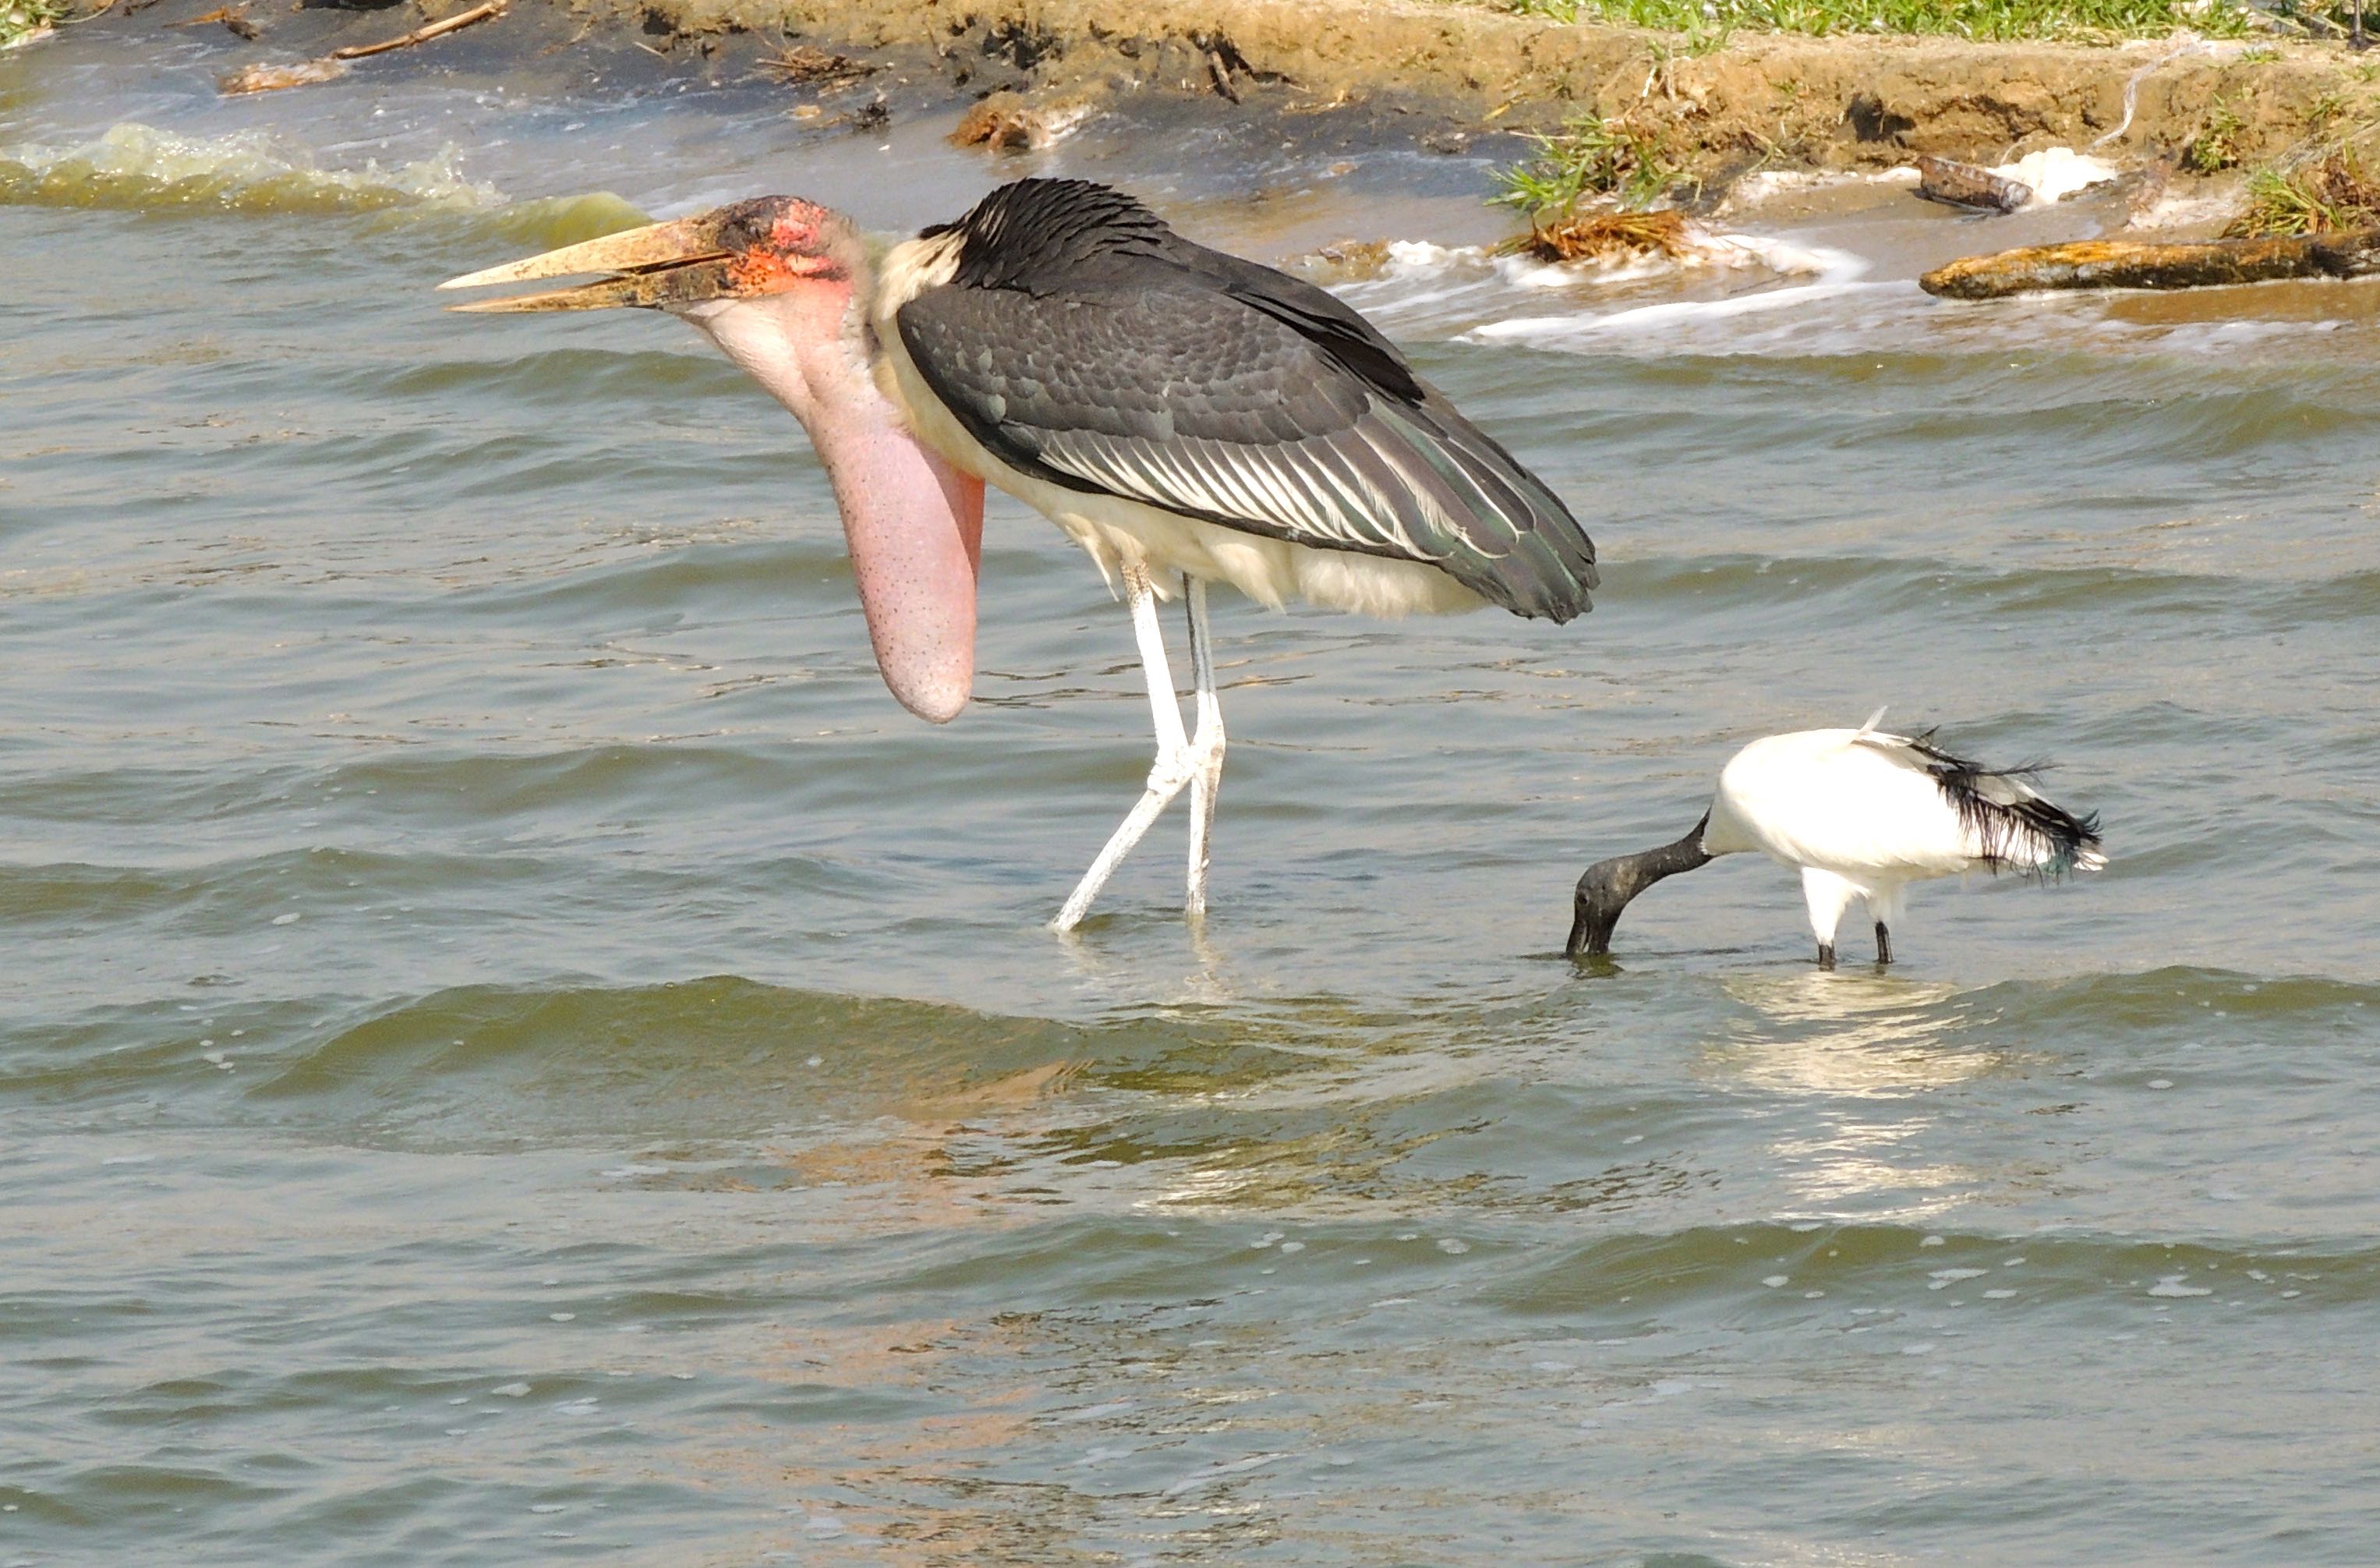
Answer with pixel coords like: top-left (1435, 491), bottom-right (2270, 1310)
top-left (1496, 228), bottom-right (1840, 290)
top-left (1721, 165), bottom-right (1918, 214)
top-left (1385, 239), bottom-right (1461, 271)
top-left (1467, 253), bottom-right (1884, 350)
top-left (1989, 147), bottom-right (2121, 205)
top-left (2127, 185), bottom-right (2241, 232)
top-left (1699, 232), bottom-right (1841, 275)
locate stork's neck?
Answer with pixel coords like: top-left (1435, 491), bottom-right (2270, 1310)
top-left (681, 259), bottom-right (881, 429)
top-left (674, 248), bottom-right (985, 726)
top-left (868, 228), bottom-right (964, 326)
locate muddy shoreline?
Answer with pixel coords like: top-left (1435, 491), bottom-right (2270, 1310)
top-left (613, 0), bottom-right (2365, 173)
top-left (32, 0), bottom-right (2376, 227)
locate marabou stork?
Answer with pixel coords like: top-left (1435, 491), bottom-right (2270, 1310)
top-left (1568, 715), bottom-right (2106, 967)
top-left (443, 179), bottom-right (1597, 930)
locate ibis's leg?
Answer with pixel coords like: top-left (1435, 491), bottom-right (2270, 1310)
top-left (1183, 579), bottom-right (1227, 919)
top-left (1051, 561), bottom-right (1194, 933)
top-left (1801, 868), bottom-right (1858, 972)
top-left (1865, 885), bottom-right (1904, 967)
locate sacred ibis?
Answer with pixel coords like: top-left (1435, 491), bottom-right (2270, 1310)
top-left (1568, 716), bottom-right (2106, 967)
top-left (442, 179), bottom-right (1596, 931)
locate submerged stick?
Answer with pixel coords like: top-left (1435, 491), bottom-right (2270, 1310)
top-left (219, 56), bottom-right (348, 92)
top-left (1919, 230), bottom-right (2380, 299)
top-left (328, 0), bottom-right (504, 60)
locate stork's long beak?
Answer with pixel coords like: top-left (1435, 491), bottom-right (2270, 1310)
top-left (439, 216), bottom-right (740, 312)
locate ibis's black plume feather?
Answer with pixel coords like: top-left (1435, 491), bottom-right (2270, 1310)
top-left (1900, 731), bottom-right (2103, 877)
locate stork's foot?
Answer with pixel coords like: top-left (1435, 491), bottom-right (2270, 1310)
top-left (1049, 721), bottom-right (1226, 933)
top-left (1051, 748), bottom-right (1197, 933)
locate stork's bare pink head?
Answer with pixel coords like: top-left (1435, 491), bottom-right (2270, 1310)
top-left (440, 200), bottom-right (984, 724)
top-left (438, 196), bottom-right (860, 313)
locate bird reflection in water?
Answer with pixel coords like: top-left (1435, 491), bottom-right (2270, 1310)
top-left (1703, 971), bottom-right (2006, 1216)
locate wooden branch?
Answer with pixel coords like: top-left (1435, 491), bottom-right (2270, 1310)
top-left (169, 4), bottom-right (258, 37)
top-left (1920, 231), bottom-right (2380, 299)
top-left (329, 0), bottom-right (504, 60)
top-left (1915, 155), bottom-right (2030, 214)
top-left (217, 0), bottom-right (505, 94)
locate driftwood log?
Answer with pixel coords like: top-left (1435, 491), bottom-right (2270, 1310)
top-left (1915, 156), bottom-right (2032, 214)
top-left (1920, 231), bottom-right (2380, 299)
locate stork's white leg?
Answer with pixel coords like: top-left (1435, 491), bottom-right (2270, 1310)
top-left (1183, 579), bottom-right (1226, 919)
top-left (1051, 561), bottom-right (1195, 933)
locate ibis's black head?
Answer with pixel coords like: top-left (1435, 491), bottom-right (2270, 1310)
top-left (1566, 857), bottom-right (1634, 959)
top-left (1565, 812), bottom-right (1714, 961)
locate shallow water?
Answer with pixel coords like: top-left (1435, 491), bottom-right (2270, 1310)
top-left (5, 17), bottom-right (2379, 1567)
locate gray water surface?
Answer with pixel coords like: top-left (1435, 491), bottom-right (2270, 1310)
top-left (4, 20), bottom-right (2378, 1567)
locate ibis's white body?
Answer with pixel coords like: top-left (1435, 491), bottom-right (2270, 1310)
top-left (1701, 727), bottom-right (2104, 948)
top-left (869, 233), bottom-right (1484, 621)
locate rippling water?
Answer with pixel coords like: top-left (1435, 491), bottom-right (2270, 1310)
top-left (5, 18), bottom-right (2379, 1566)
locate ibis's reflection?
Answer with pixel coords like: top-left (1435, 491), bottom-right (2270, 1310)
top-left (1703, 968), bottom-right (2010, 1218)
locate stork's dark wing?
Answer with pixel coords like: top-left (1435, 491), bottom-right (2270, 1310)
top-left (893, 242), bottom-right (1597, 621)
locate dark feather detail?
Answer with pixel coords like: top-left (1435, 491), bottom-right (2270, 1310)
top-left (924, 179), bottom-right (1170, 294)
top-left (897, 179), bottom-right (1599, 621)
top-left (1903, 730), bottom-right (2103, 877)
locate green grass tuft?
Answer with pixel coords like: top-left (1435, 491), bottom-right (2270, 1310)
top-left (2227, 147), bottom-right (2380, 235)
top-left (0, 0), bottom-right (70, 46)
top-left (2185, 96), bottom-right (2248, 172)
top-left (1492, 112), bottom-right (1681, 218)
top-left (1507, 0), bottom-right (2253, 44)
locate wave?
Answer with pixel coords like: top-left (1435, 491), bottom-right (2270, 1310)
top-left (239, 975), bottom-right (1319, 1145)
top-left (1314, 229), bottom-right (1858, 343)
top-left (0, 121), bottom-right (647, 243)
top-left (0, 122), bottom-right (501, 214)
top-left (1479, 1219), bottom-right (2380, 1317)
top-left (1605, 551), bottom-right (2273, 622)
top-left (1956, 965), bottom-right (2380, 1033)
